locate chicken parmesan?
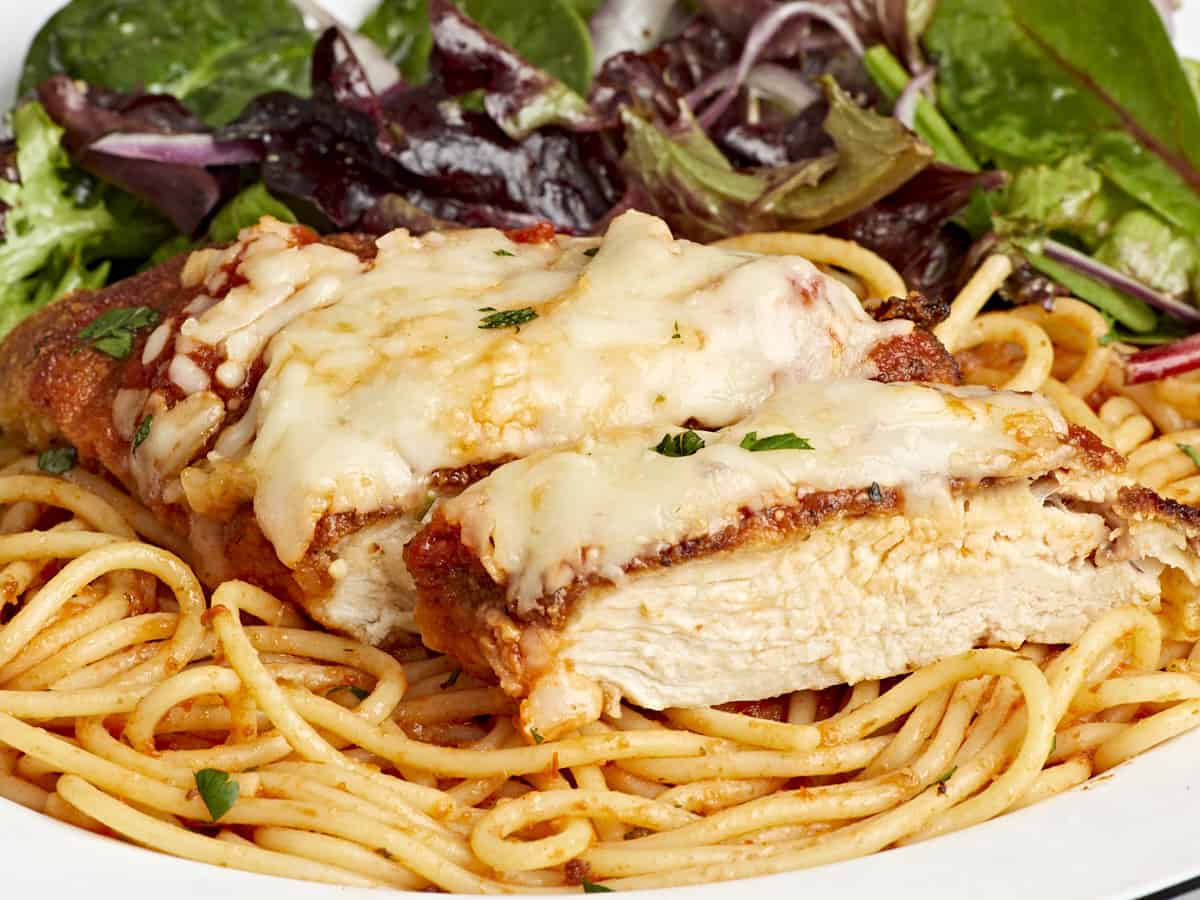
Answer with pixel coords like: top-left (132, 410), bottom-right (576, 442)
top-left (0, 211), bottom-right (953, 645)
top-left (406, 379), bottom-right (1200, 738)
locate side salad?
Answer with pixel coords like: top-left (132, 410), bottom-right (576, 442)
top-left (3, 0), bottom-right (1199, 380)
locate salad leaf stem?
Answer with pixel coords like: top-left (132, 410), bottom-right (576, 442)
top-left (1039, 238), bottom-right (1199, 326)
top-left (863, 45), bottom-right (978, 172)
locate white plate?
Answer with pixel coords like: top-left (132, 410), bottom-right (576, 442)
top-left (2, 3), bottom-right (1200, 897)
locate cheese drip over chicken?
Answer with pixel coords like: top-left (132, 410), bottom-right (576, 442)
top-left (146, 211), bottom-right (911, 566)
top-left (440, 380), bottom-right (1074, 613)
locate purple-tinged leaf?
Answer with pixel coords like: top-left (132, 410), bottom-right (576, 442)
top-left (220, 90), bottom-right (410, 231)
top-left (311, 27), bottom-right (384, 121)
top-left (37, 76), bottom-right (233, 235)
top-left (1040, 238), bottom-right (1200, 325)
top-left (427, 0), bottom-right (599, 140)
top-left (591, 20), bottom-right (736, 127)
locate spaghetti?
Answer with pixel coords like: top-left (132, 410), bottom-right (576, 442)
top-left (1, 238), bottom-right (1200, 892)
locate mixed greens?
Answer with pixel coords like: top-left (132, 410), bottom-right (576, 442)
top-left (2, 0), bottom-right (1199, 378)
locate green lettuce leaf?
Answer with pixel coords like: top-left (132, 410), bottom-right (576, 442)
top-left (19, 0), bottom-right (313, 125)
top-left (0, 104), bottom-right (115, 338)
top-left (621, 78), bottom-right (931, 242)
top-left (1000, 155), bottom-right (1126, 248)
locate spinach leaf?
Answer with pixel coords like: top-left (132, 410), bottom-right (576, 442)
top-left (926, 0), bottom-right (1200, 234)
top-left (0, 104), bottom-right (114, 338)
top-left (19, 0), bottom-right (314, 125)
top-left (361, 0), bottom-right (593, 95)
top-left (361, 0), bottom-right (434, 84)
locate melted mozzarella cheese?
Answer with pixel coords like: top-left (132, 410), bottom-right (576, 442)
top-left (442, 380), bottom-right (1075, 614)
top-left (168, 211), bottom-right (909, 566)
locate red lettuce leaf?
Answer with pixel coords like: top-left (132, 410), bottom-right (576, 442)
top-left (36, 75), bottom-right (235, 235)
top-left (829, 164), bottom-right (1006, 301)
top-left (427, 0), bottom-right (599, 139)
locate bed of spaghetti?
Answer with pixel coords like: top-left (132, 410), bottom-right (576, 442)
top-left (2, 238), bottom-right (1200, 893)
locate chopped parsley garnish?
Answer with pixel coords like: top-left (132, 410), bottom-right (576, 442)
top-left (672, 321), bottom-right (681, 340)
top-left (583, 247), bottom-right (599, 257)
top-left (132, 415), bottom-right (153, 451)
top-left (1179, 443), bottom-right (1200, 468)
top-left (76, 306), bottom-right (160, 359)
top-left (739, 431), bottom-right (813, 452)
top-left (581, 879), bottom-right (613, 893)
top-left (441, 668), bottom-right (462, 689)
top-left (653, 430), bottom-right (705, 458)
top-left (493, 248), bottom-right (516, 257)
top-left (935, 766), bottom-right (956, 785)
top-left (479, 307), bottom-right (538, 330)
top-left (37, 446), bottom-right (77, 475)
top-left (194, 768), bottom-right (239, 821)
top-left (530, 727), bottom-right (545, 744)
top-left (867, 482), bottom-right (883, 503)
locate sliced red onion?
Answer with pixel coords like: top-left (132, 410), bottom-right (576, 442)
top-left (893, 65), bottom-right (935, 130)
top-left (1127, 333), bottom-right (1200, 383)
top-left (696, 2), bottom-right (865, 128)
top-left (290, 0), bottom-right (402, 91)
top-left (590, 0), bottom-right (680, 71)
top-left (746, 63), bottom-right (820, 114)
top-left (687, 63), bottom-right (819, 116)
top-left (1042, 238), bottom-right (1200, 325)
top-left (88, 133), bottom-right (263, 167)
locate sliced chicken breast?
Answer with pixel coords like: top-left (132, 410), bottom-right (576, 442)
top-left (405, 380), bottom-right (1200, 738)
top-left (0, 212), bottom-right (954, 645)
